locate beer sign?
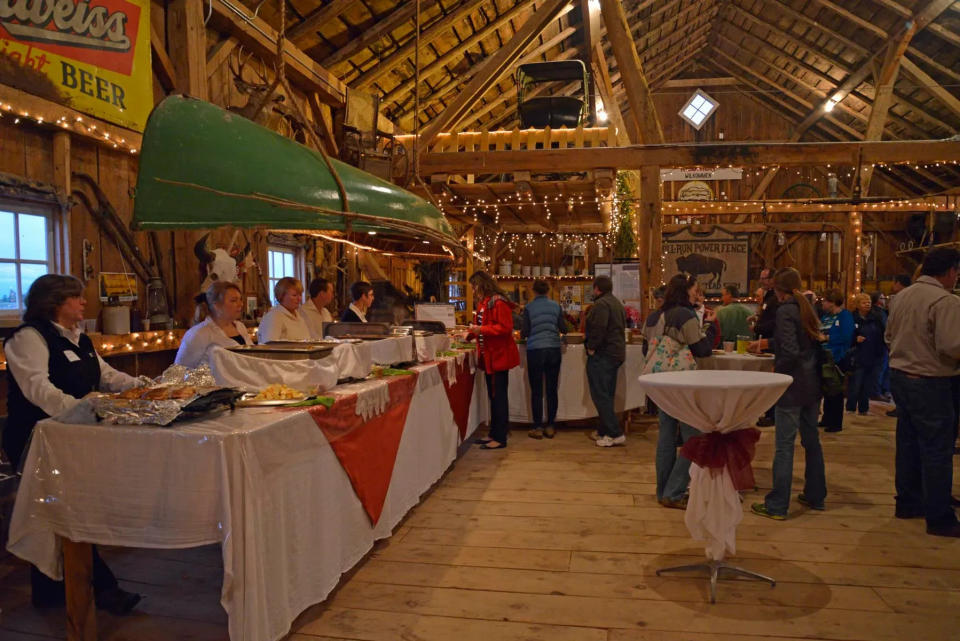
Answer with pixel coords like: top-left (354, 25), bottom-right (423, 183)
top-left (0, 0), bottom-right (153, 131)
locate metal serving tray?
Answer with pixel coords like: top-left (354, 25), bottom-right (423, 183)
top-left (227, 343), bottom-right (335, 360)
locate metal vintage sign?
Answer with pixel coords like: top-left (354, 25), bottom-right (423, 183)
top-left (0, 0), bottom-right (152, 131)
top-left (663, 226), bottom-right (750, 296)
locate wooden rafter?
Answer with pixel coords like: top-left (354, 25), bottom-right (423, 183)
top-left (207, 0), bottom-right (346, 105)
top-left (150, 24), bottom-right (178, 92)
top-left (418, 0), bottom-right (571, 149)
top-left (900, 56), bottom-right (960, 120)
top-left (319, 2), bottom-right (422, 68)
top-left (350, 0), bottom-right (487, 90)
top-left (599, 0), bottom-right (665, 144)
top-left (382, 0), bottom-right (558, 108)
top-left (288, 0), bottom-right (354, 46)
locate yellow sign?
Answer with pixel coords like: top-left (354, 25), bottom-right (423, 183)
top-left (99, 272), bottom-right (137, 302)
top-left (0, 0), bottom-right (153, 131)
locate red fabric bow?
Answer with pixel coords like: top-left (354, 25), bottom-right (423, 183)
top-left (438, 359), bottom-right (475, 441)
top-left (680, 428), bottom-right (761, 491)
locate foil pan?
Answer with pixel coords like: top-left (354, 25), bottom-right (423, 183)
top-left (156, 364), bottom-right (218, 387)
top-left (91, 386), bottom-right (241, 427)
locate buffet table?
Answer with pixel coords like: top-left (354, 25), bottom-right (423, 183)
top-left (7, 355), bottom-right (487, 641)
top-left (698, 352), bottom-right (776, 372)
top-left (508, 343), bottom-right (646, 423)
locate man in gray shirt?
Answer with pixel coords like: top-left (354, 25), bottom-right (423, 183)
top-left (886, 248), bottom-right (960, 537)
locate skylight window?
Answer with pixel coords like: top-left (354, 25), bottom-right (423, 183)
top-left (679, 90), bottom-right (718, 130)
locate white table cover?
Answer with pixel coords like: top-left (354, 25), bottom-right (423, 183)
top-left (508, 343), bottom-right (646, 422)
top-left (698, 352), bottom-right (776, 372)
top-left (7, 363), bottom-right (462, 641)
top-left (414, 333), bottom-right (452, 362)
top-left (637, 370), bottom-right (792, 560)
top-left (367, 336), bottom-right (415, 365)
top-left (209, 346), bottom-right (340, 392)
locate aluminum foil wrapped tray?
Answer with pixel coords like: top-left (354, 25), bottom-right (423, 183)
top-left (91, 385), bottom-right (242, 427)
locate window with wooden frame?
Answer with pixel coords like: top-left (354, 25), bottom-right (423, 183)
top-left (0, 201), bottom-right (57, 318)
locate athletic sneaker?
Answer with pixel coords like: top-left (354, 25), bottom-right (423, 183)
top-left (596, 435), bottom-right (626, 447)
top-left (750, 502), bottom-right (786, 520)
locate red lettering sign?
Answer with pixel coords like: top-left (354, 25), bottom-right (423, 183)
top-left (0, 0), bottom-right (141, 76)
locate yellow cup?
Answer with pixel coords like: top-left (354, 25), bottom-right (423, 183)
top-left (736, 335), bottom-right (750, 354)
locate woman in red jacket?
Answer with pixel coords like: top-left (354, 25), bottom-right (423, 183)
top-left (468, 271), bottom-right (520, 449)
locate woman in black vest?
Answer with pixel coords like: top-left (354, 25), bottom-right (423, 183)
top-left (3, 274), bottom-right (142, 614)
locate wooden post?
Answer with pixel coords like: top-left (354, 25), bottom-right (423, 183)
top-left (53, 131), bottom-right (71, 274)
top-left (846, 210), bottom-right (863, 297)
top-left (63, 539), bottom-right (96, 641)
top-left (167, 0), bottom-right (208, 100)
top-left (465, 227), bottom-right (475, 317)
top-left (639, 166), bottom-right (662, 317)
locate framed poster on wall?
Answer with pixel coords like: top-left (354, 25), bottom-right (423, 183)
top-left (662, 227), bottom-right (749, 296)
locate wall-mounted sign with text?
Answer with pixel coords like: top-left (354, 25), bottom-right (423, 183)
top-left (0, 0), bottom-right (153, 131)
top-left (660, 168), bottom-right (743, 182)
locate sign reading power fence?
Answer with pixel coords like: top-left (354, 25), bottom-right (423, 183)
top-left (0, 0), bottom-right (153, 131)
top-left (662, 227), bottom-right (749, 296)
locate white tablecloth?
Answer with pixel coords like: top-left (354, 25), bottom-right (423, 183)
top-left (698, 352), bottom-right (776, 372)
top-left (637, 370), bottom-right (792, 560)
top-left (507, 343), bottom-right (646, 423)
top-left (368, 336), bottom-right (415, 365)
top-left (7, 363), bottom-right (464, 641)
top-left (208, 346), bottom-right (341, 392)
top-left (414, 333), bottom-right (452, 362)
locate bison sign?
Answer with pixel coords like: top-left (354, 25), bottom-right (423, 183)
top-left (663, 227), bottom-right (749, 296)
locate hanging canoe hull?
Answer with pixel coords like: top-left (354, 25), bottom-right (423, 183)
top-left (132, 96), bottom-right (458, 246)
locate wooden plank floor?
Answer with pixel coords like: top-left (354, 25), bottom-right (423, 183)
top-left (3, 404), bottom-right (959, 641)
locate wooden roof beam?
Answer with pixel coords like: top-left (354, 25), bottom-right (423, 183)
top-left (394, 26), bottom-right (579, 127)
top-left (418, 140), bottom-right (960, 175)
top-left (418, 0), bottom-right (571, 149)
top-left (350, 0), bottom-right (487, 90)
top-left (761, 0), bottom-right (871, 57)
top-left (381, 0), bottom-right (556, 106)
top-left (319, 2), bottom-right (421, 68)
top-left (807, 0), bottom-right (888, 39)
top-left (599, 0), bottom-right (664, 144)
top-left (207, 0), bottom-right (346, 106)
top-left (900, 56), bottom-right (960, 119)
top-left (288, 0), bottom-right (354, 46)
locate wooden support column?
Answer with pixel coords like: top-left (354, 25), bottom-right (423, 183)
top-left (63, 539), bottom-right (96, 641)
top-left (845, 210), bottom-right (863, 297)
top-left (639, 165), bottom-right (662, 317)
top-left (167, 0), bottom-right (208, 100)
top-left (598, 0), bottom-right (665, 144)
top-left (465, 227), bottom-right (475, 317)
top-left (53, 131), bottom-right (71, 274)
top-left (418, 0), bottom-right (571, 149)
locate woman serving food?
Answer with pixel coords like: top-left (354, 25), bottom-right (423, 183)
top-left (175, 281), bottom-right (253, 368)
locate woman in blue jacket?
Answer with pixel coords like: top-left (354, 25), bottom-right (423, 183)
top-left (521, 280), bottom-right (567, 439)
top-left (819, 289), bottom-right (854, 432)
top-left (847, 293), bottom-right (886, 415)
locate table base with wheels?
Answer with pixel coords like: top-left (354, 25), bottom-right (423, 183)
top-left (656, 559), bottom-right (776, 604)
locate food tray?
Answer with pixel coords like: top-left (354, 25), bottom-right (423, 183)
top-left (236, 393), bottom-right (310, 407)
top-left (227, 343), bottom-right (335, 360)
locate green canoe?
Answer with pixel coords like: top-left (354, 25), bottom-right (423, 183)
top-left (132, 96), bottom-right (460, 247)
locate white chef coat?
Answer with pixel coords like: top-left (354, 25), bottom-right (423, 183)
top-left (175, 317), bottom-right (253, 369)
top-left (258, 304), bottom-right (311, 342)
top-left (300, 300), bottom-right (333, 339)
top-left (4, 322), bottom-right (140, 417)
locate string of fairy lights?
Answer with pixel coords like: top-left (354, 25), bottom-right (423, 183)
top-left (0, 100), bottom-right (139, 154)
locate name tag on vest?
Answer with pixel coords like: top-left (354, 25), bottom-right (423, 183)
top-left (64, 350), bottom-right (80, 362)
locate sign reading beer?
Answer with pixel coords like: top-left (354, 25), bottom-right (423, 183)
top-left (662, 227), bottom-right (749, 296)
top-left (0, 0), bottom-right (152, 131)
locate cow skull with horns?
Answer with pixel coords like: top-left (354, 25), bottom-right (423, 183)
top-left (194, 233), bottom-right (252, 291)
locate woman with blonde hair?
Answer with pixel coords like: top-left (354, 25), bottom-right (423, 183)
top-left (846, 292), bottom-right (886, 416)
top-left (258, 277), bottom-right (310, 342)
top-left (750, 267), bottom-right (827, 519)
top-left (176, 281), bottom-right (253, 368)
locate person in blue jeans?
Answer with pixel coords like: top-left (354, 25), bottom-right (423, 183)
top-left (846, 293), bottom-right (886, 415)
top-left (521, 280), bottom-right (567, 439)
top-left (750, 268), bottom-right (827, 520)
top-left (654, 274), bottom-right (716, 508)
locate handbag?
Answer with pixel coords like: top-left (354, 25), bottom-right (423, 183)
top-left (818, 346), bottom-right (844, 397)
top-left (641, 334), bottom-right (697, 375)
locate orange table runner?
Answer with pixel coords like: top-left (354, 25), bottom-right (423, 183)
top-left (300, 373), bottom-right (419, 525)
